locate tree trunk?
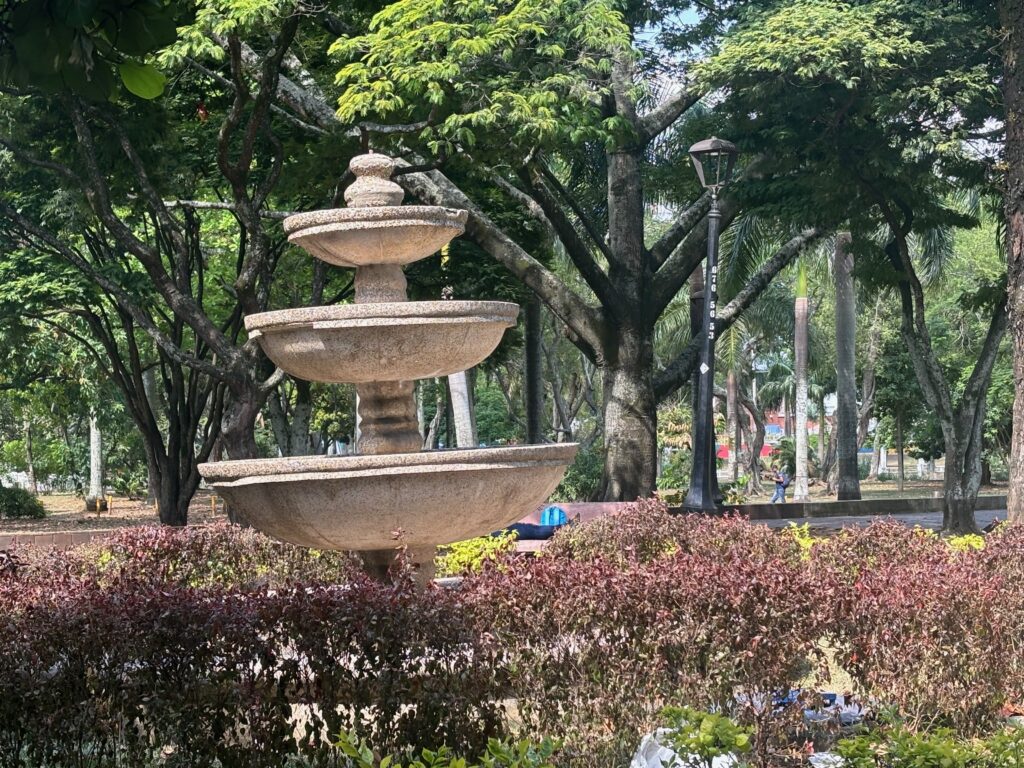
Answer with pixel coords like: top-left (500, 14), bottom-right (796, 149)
top-left (424, 380), bottom-right (443, 449)
top-left (817, 393), bottom-right (827, 477)
top-left (525, 295), bottom-right (544, 443)
top-left (87, 413), bottom-right (103, 506)
top-left (857, 297), bottom-right (883, 448)
top-left (868, 428), bottom-right (882, 481)
top-left (288, 380), bottom-right (313, 456)
top-left (1001, 0), bottom-right (1024, 522)
top-left (727, 368), bottom-right (740, 483)
top-left (793, 261), bottom-right (810, 500)
top-left (444, 378), bottom-right (455, 448)
top-left (896, 414), bottom-right (905, 494)
top-left (601, 331), bottom-right (657, 501)
top-left (449, 369), bottom-right (477, 447)
top-left (741, 396), bottom-right (765, 494)
top-left (142, 367), bottom-right (162, 505)
top-left (23, 418), bottom-right (36, 495)
top-left (220, 384), bottom-right (263, 459)
top-left (834, 232), bottom-right (862, 499)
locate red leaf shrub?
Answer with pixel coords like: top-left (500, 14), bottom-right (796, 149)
top-left (812, 523), bottom-right (1012, 734)
top-left (0, 568), bottom-right (503, 766)
top-left (463, 508), bottom-right (831, 766)
top-left (16, 522), bottom-right (361, 589)
top-left (546, 502), bottom-right (805, 567)
top-left (7, 511), bottom-right (1024, 766)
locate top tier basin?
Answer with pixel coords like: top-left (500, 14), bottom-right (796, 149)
top-left (284, 207), bottom-right (467, 268)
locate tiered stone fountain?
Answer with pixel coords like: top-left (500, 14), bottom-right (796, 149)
top-left (199, 153), bottom-right (577, 579)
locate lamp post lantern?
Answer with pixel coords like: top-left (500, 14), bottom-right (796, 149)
top-left (683, 137), bottom-right (738, 514)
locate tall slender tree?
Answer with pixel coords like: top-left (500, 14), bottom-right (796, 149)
top-left (792, 260), bottom-right (810, 500)
top-left (1001, 0), bottom-right (1024, 522)
top-left (834, 234), bottom-right (862, 500)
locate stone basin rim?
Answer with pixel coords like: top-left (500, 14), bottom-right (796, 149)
top-left (283, 206), bottom-right (467, 235)
top-left (245, 300), bottom-right (519, 334)
top-left (199, 444), bottom-right (579, 483)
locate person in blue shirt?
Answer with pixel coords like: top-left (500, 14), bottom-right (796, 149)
top-left (771, 465), bottom-right (789, 504)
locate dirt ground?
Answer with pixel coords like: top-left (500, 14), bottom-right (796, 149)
top-left (0, 491), bottom-right (229, 534)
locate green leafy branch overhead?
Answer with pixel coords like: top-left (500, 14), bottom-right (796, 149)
top-left (331, 0), bottom-right (633, 153)
top-left (0, 0), bottom-right (181, 99)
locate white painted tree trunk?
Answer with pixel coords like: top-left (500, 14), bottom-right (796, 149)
top-left (793, 293), bottom-right (810, 501)
top-left (448, 370), bottom-right (477, 447)
top-left (726, 368), bottom-right (739, 482)
top-left (89, 414), bottom-right (103, 501)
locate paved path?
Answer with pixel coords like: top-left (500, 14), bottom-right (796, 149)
top-left (760, 507), bottom-right (1005, 535)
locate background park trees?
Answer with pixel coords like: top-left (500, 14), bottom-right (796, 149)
top-left (0, 0), bottom-right (1018, 530)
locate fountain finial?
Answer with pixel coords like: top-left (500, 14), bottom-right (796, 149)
top-left (345, 153), bottom-right (405, 208)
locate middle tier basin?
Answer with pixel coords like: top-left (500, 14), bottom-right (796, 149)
top-left (246, 301), bottom-right (519, 383)
top-left (198, 444), bottom-right (579, 551)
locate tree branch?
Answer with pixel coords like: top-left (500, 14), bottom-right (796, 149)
top-left (639, 83), bottom-right (701, 143)
top-left (396, 163), bottom-right (607, 362)
top-left (517, 166), bottom-right (621, 313)
top-left (653, 227), bottom-right (826, 400)
top-left (649, 192), bottom-right (743, 320)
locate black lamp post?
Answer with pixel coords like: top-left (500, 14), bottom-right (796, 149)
top-left (683, 137), bottom-right (738, 514)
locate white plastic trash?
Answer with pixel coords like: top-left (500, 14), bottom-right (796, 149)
top-left (629, 729), bottom-right (739, 768)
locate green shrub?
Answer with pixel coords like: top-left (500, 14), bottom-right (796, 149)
top-left (836, 728), bottom-right (979, 768)
top-left (549, 445), bottom-right (603, 502)
top-left (657, 448), bottom-right (691, 491)
top-left (0, 486), bottom-right (45, 519)
top-left (334, 732), bottom-right (558, 768)
top-left (659, 707), bottom-right (753, 768)
top-left (436, 530), bottom-right (518, 577)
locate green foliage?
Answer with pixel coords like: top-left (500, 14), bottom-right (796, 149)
top-left (946, 533), bottom-right (985, 553)
top-left (549, 444), bottom-right (603, 502)
top-left (108, 466), bottom-right (148, 499)
top-left (657, 448), bottom-right (692, 492)
top-left (720, 482), bottom-right (748, 506)
top-left (0, 0), bottom-right (179, 99)
top-left (775, 437), bottom-right (796, 476)
top-left (334, 732), bottom-right (558, 768)
top-left (0, 486), bottom-right (45, 519)
top-left (331, 0), bottom-right (631, 154)
top-left (659, 707), bottom-right (753, 768)
top-left (436, 531), bottom-right (518, 577)
top-left (335, 729), bottom-right (557, 768)
top-left (835, 728), bottom-right (978, 768)
top-left (785, 522), bottom-right (819, 560)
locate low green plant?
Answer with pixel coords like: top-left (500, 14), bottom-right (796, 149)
top-left (659, 707), bottom-right (753, 768)
top-left (109, 466), bottom-right (147, 499)
top-left (657, 448), bottom-right (692, 491)
top-left (982, 728), bottom-right (1024, 766)
top-left (549, 445), bottom-right (603, 502)
top-left (334, 732), bottom-right (558, 768)
top-left (436, 530), bottom-right (518, 577)
top-left (0, 486), bottom-right (45, 519)
top-left (946, 533), bottom-right (985, 552)
top-left (835, 728), bottom-right (978, 768)
top-left (786, 522), bottom-right (819, 559)
top-left (721, 482), bottom-right (748, 505)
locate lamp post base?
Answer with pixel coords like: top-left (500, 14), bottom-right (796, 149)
top-left (680, 487), bottom-right (722, 515)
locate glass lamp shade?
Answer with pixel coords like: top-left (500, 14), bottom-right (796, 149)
top-left (688, 136), bottom-right (738, 191)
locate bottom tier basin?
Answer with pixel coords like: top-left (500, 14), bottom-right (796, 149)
top-left (198, 444), bottom-right (578, 551)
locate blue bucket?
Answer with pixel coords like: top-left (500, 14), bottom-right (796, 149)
top-left (540, 505), bottom-right (567, 527)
